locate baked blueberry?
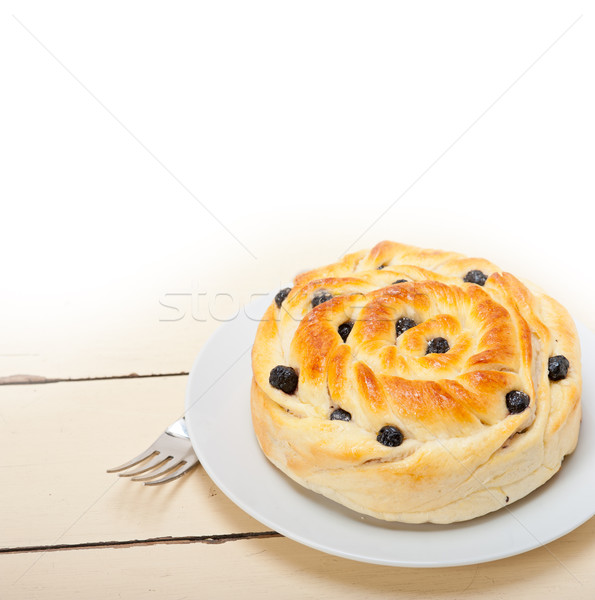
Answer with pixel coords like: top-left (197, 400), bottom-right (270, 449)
top-left (269, 365), bottom-right (298, 394)
top-left (274, 287), bottom-right (292, 308)
top-left (548, 355), bottom-right (570, 381)
top-left (330, 408), bottom-right (351, 421)
top-left (506, 390), bottom-right (530, 414)
top-left (463, 270), bottom-right (488, 286)
top-left (396, 317), bottom-right (417, 337)
top-left (392, 279), bottom-right (408, 284)
top-left (338, 321), bottom-right (354, 343)
top-left (426, 337), bottom-right (450, 354)
top-left (377, 425), bottom-right (404, 447)
top-left (312, 291), bottom-right (333, 308)
top-left (377, 264), bottom-right (386, 270)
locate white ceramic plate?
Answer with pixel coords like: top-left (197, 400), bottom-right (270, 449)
top-left (185, 293), bottom-right (595, 567)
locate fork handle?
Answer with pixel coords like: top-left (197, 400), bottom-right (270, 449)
top-left (165, 417), bottom-right (190, 440)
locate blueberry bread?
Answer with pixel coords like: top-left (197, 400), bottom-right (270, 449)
top-left (250, 241), bottom-right (581, 523)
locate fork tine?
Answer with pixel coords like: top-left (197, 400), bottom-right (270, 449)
top-left (118, 454), bottom-right (173, 478)
top-left (143, 457), bottom-right (200, 486)
top-left (130, 457), bottom-right (187, 482)
top-left (134, 447), bottom-right (199, 484)
top-left (106, 448), bottom-right (158, 473)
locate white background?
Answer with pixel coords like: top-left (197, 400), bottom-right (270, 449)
top-left (0, 0), bottom-right (593, 378)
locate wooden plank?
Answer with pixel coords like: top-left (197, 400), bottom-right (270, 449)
top-left (0, 377), bottom-right (267, 549)
top-left (0, 263), bottom-right (258, 381)
top-left (2, 523), bottom-right (595, 600)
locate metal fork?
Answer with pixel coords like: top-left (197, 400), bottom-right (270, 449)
top-left (107, 417), bottom-right (199, 485)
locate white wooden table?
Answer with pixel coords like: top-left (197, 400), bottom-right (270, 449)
top-left (2, 369), bottom-right (595, 599)
top-left (2, 244), bottom-right (595, 598)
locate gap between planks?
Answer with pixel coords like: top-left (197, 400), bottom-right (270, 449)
top-left (0, 531), bottom-right (282, 555)
top-left (0, 372), bottom-right (189, 386)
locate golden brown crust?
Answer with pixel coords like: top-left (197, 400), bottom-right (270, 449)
top-left (251, 241), bottom-right (582, 523)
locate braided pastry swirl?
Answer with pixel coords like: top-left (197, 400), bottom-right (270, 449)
top-left (250, 241), bottom-right (581, 523)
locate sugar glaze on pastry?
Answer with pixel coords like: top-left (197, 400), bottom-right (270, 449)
top-left (250, 241), bottom-right (582, 523)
